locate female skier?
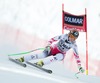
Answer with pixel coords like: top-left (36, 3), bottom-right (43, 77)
top-left (17, 29), bottom-right (85, 73)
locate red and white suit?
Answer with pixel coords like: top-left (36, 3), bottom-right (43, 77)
top-left (24, 34), bottom-right (81, 67)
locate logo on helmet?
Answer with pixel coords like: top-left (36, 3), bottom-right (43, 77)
top-left (73, 31), bottom-right (79, 37)
top-left (69, 30), bottom-right (79, 38)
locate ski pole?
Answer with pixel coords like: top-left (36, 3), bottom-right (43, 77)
top-left (75, 71), bottom-right (80, 79)
top-left (8, 48), bottom-right (45, 56)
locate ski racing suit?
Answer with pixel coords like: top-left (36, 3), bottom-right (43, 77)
top-left (24, 34), bottom-right (81, 67)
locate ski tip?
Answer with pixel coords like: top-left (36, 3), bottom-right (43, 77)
top-left (48, 70), bottom-right (52, 74)
top-left (23, 64), bottom-right (27, 67)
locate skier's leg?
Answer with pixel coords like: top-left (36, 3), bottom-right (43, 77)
top-left (24, 47), bottom-right (51, 62)
top-left (23, 52), bottom-right (47, 62)
top-left (36, 53), bottom-right (64, 67)
top-left (17, 48), bottom-right (50, 62)
top-left (17, 51), bottom-right (48, 62)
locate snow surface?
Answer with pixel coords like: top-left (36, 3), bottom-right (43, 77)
top-left (0, 41), bottom-right (100, 83)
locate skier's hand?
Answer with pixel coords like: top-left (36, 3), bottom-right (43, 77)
top-left (45, 46), bottom-right (51, 51)
top-left (78, 66), bottom-right (85, 73)
top-left (46, 43), bottom-right (51, 50)
top-left (44, 45), bottom-right (51, 54)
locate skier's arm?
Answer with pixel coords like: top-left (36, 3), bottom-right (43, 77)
top-left (48, 35), bottom-right (62, 45)
top-left (73, 45), bottom-right (85, 73)
top-left (73, 45), bottom-right (81, 67)
top-left (45, 35), bottom-right (62, 54)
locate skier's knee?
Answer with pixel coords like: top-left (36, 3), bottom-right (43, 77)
top-left (54, 53), bottom-right (64, 61)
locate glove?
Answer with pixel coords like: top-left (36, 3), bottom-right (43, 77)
top-left (45, 43), bottom-right (51, 50)
top-left (44, 45), bottom-right (51, 54)
top-left (46, 45), bottom-right (51, 50)
top-left (78, 66), bottom-right (85, 73)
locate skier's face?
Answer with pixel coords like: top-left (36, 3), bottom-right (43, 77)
top-left (69, 34), bottom-right (77, 42)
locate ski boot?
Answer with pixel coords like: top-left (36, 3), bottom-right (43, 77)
top-left (35, 60), bottom-right (44, 67)
top-left (16, 57), bottom-right (24, 62)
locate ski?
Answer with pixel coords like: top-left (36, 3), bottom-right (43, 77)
top-left (9, 57), bottom-right (27, 67)
top-left (26, 61), bottom-right (52, 74)
top-left (75, 72), bottom-right (80, 79)
top-left (9, 57), bottom-right (52, 74)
